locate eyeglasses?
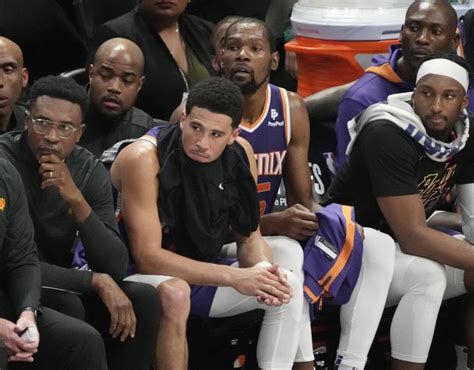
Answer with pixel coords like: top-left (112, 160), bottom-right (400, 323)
top-left (28, 116), bottom-right (83, 138)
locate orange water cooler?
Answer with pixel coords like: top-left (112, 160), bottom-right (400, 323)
top-left (285, 0), bottom-right (412, 97)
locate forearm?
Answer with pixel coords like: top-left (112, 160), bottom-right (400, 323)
top-left (427, 211), bottom-right (462, 232)
top-left (6, 265), bottom-right (41, 315)
top-left (236, 238), bottom-right (271, 268)
top-left (260, 212), bottom-right (280, 236)
top-left (40, 261), bottom-right (93, 294)
top-left (400, 227), bottom-right (474, 271)
top-left (68, 192), bottom-right (92, 224)
top-left (78, 212), bottom-right (129, 281)
top-left (135, 247), bottom-right (236, 287)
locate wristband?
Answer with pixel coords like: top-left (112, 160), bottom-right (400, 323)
top-left (254, 261), bottom-right (272, 269)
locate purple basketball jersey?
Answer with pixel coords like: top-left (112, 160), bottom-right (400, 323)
top-left (239, 84), bottom-right (290, 215)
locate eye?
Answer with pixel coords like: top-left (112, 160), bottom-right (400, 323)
top-left (3, 66), bottom-right (14, 74)
top-left (211, 132), bottom-right (223, 138)
top-left (226, 44), bottom-right (238, 52)
top-left (36, 119), bottom-right (52, 128)
top-left (191, 123), bottom-right (201, 131)
top-left (408, 23), bottom-right (419, 32)
top-left (57, 123), bottom-right (74, 134)
top-left (99, 71), bottom-right (112, 80)
top-left (432, 28), bottom-right (443, 36)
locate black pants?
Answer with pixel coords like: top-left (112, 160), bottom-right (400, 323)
top-left (41, 281), bottom-right (160, 370)
top-left (1, 306), bottom-right (108, 370)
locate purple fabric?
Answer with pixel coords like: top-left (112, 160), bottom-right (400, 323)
top-left (303, 204), bottom-right (363, 306)
top-left (335, 45), bottom-right (414, 169)
top-left (189, 257), bottom-right (235, 317)
top-left (239, 84), bottom-right (288, 215)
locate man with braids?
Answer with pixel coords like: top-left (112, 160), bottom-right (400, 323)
top-left (324, 52), bottom-right (474, 370)
top-left (111, 77), bottom-right (309, 370)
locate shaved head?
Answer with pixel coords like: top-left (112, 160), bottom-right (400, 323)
top-left (89, 38), bottom-right (145, 119)
top-left (406, 0), bottom-right (458, 33)
top-left (0, 36), bottom-right (28, 129)
top-left (93, 38), bottom-right (144, 76)
top-left (0, 37), bottom-right (24, 68)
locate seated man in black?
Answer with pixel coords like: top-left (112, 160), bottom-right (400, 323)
top-left (80, 38), bottom-right (159, 158)
top-left (0, 158), bottom-right (108, 370)
top-left (0, 75), bottom-right (160, 370)
top-left (0, 37), bottom-right (28, 134)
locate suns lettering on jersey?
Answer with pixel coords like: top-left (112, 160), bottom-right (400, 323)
top-left (255, 150), bottom-right (287, 176)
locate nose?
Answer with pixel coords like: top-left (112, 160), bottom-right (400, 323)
top-left (107, 77), bottom-right (121, 94)
top-left (431, 95), bottom-right (443, 113)
top-left (416, 27), bottom-right (430, 45)
top-left (236, 46), bottom-right (250, 60)
top-left (0, 72), bottom-right (4, 88)
top-left (44, 126), bottom-right (60, 143)
top-left (196, 134), bottom-right (209, 151)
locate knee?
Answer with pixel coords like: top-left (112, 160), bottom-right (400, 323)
top-left (120, 281), bottom-right (161, 327)
top-left (157, 278), bottom-right (191, 320)
top-left (361, 229), bottom-right (396, 283)
top-left (267, 236), bottom-right (304, 278)
top-left (408, 258), bottom-right (447, 298)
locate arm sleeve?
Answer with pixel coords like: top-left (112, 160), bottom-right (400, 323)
top-left (78, 163), bottom-right (129, 282)
top-left (40, 262), bottom-right (92, 295)
top-left (360, 123), bottom-right (420, 197)
top-left (335, 98), bottom-right (368, 168)
top-left (0, 161), bottom-right (41, 315)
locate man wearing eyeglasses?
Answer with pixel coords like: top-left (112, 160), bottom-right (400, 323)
top-left (0, 75), bottom-right (160, 370)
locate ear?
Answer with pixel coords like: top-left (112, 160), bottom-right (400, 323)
top-left (21, 68), bottom-right (29, 88)
top-left (399, 25), bottom-right (404, 42)
top-left (227, 127), bottom-right (241, 144)
top-left (211, 55), bottom-right (220, 73)
top-left (179, 111), bottom-right (186, 129)
top-left (76, 124), bottom-right (86, 143)
top-left (88, 64), bottom-right (94, 82)
top-left (138, 75), bottom-right (145, 92)
top-left (271, 51), bottom-right (279, 71)
top-left (453, 29), bottom-right (461, 52)
top-left (461, 92), bottom-right (469, 111)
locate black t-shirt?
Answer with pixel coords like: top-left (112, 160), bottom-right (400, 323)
top-left (323, 120), bottom-right (474, 234)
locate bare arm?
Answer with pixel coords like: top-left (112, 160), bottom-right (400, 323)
top-left (377, 194), bottom-right (474, 271)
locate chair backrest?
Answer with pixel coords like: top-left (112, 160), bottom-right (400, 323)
top-left (60, 67), bottom-right (88, 86)
top-left (73, 0), bottom-right (139, 43)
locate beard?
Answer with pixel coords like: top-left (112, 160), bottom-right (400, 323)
top-left (230, 69), bottom-right (270, 95)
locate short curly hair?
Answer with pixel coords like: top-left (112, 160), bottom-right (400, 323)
top-left (185, 77), bottom-right (243, 128)
top-left (29, 75), bottom-right (89, 118)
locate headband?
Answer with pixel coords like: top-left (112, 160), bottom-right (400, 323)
top-left (416, 58), bottom-right (469, 92)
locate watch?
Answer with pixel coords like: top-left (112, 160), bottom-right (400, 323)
top-left (22, 306), bottom-right (38, 318)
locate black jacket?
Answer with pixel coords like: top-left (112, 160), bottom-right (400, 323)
top-left (0, 158), bottom-right (40, 315)
top-left (0, 132), bottom-right (129, 295)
